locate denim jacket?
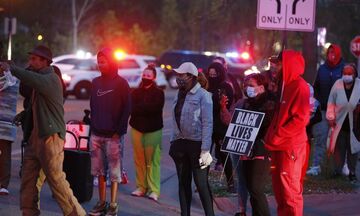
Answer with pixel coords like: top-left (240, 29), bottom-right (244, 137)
top-left (171, 83), bottom-right (213, 151)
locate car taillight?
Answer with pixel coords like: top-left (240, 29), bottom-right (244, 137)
top-left (240, 52), bottom-right (250, 60)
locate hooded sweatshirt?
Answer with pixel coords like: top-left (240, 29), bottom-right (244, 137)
top-left (264, 50), bottom-right (310, 151)
top-left (314, 44), bottom-right (344, 110)
top-left (90, 48), bottom-right (131, 137)
top-left (206, 62), bottom-right (234, 138)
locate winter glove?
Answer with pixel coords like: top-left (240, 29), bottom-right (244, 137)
top-left (199, 151), bottom-right (213, 169)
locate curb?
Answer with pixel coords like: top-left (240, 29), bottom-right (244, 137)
top-left (213, 196), bottom-right (236, 215)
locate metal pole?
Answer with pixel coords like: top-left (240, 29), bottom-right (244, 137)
top-left (282, 30), bottom-right (288, 50)
top-left (358, 57), bottom-right (360, 78)
top-left (7, 0), bottom-right (12, 60)
top-left (7, 33), bottom-right (11, 60)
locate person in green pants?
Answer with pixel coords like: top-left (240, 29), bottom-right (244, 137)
top-left (130, 64), bottom-right (164, 201)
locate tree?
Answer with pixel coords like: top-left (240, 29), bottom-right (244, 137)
top-left (71, 0), bottom-right (96, 52)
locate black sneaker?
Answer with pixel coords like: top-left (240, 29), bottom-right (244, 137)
top-left (105, 202), bottom-right (118, 216)
top-left (349, 173), bottom-right (358, 183)
top-left (89, 201), bottom-right (108, 216)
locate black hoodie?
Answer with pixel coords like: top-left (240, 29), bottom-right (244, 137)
top-left (206, 62), bottom-right (234, 137)
top-left (90, 48), bottom-right (131, 137)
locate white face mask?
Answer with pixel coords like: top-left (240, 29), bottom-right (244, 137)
top-left (342, 75), bottom-right (353, 84)
top-left (246, 86), bottom-right (257, 98)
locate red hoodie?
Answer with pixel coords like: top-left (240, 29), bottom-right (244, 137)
top-left (264, 50), bottom-right (310, 151)
top-left (326, 44), bottom-right (342, 68)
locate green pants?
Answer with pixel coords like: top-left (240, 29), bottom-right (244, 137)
top-left (131, 128), bottom-right (162, 195)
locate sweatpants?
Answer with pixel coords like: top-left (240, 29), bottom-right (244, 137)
top-left (271, 145), bottom-right (307, 216)
top-left (131, 128), bottom-right (162, 195)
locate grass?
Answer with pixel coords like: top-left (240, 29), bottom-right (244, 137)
top-left (208, 167), bottom-right (359, 197)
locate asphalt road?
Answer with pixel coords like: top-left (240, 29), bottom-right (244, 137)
top-left (1, 88), bottom-right (359, 216)
top-left (0, 89), bottom-right (226, 216)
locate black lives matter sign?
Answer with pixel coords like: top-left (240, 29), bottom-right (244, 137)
top-left (221, 109), bottom-right (265, 156)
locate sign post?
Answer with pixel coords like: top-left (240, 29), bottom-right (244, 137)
top-left (350, 36), bottom-right (360, 75)
top-left (221, 109), bottom-right (265, 156)
top-left (4, 17), bottom-right (16, 60)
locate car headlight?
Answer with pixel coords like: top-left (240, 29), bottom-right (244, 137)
top-left (62, 74), bottom-right (72, 83)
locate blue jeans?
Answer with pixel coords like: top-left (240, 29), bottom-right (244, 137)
top-left (311, 111), bottom-right (328, 167)
top-left (231, 154), bottom-right (248, 213)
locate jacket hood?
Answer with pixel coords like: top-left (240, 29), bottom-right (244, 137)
top-left (206, 62), bottom-right (226, 92)
top-left (207, 62), bottom-right (226, 83)
top-left (282, 50), bottom-right (305, 86)
top-left (97, 47), bottom-right (118, 73)
top-left (326, 44), bottom-right (342, 67)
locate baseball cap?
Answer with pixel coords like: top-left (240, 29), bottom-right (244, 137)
top-left (173, 62), bottom-right (198, 77)
top-left (28, 45), bottom-right (53, 63)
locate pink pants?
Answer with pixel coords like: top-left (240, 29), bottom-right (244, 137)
top-left (270, 144), bottom-right (307, 216)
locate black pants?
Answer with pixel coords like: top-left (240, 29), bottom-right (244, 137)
top-left (0, 140), bottom-right (12, 189)
top-left (214, 137), bottom-right (234, 186)
top-left (169, 139), bottom-right (214, 216)
top-left (334, 130), bottom-right (359, 175)
top-left (243, 159), bottom-right (270, 216)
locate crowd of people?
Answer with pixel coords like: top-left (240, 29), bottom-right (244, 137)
top-left (0, 43), bottom-right (358, 216)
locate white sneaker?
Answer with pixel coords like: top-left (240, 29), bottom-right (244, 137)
top-left (0, 188), bottom-right (9, 195)
top-left (147, 192), bottom-right (158, 201)
top-left (306, 166), bottom-right (321, 176)
top-left (131, 188), bottom-right (145, 197)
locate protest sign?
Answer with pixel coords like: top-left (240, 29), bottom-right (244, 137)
top-left (221, 108), bottom-right (265, 156)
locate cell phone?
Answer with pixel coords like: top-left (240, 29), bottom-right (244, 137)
top-left (218, 89), bottom-right (226, 98)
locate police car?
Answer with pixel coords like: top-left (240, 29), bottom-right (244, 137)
top-left (53, 53), bottom-right (167, 99)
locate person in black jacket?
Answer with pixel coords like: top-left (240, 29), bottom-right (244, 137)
top-left (129, 64), bottom-right (164, 201)
top-left (220, 73), bottom-right (275, 216)
top-left (205, 62), bottom-right (235, 191)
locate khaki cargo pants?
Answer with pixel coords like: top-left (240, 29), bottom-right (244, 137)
top-left (20, 131), bottom-right (86, 216)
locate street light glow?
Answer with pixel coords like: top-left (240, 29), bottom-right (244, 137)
top-left (37, 34), bottom-right (43, 41)
top-left (114, 49), bottom-right (126, 60)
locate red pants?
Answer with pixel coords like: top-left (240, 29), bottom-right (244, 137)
top-left (271, 145), bottom-right (307, 216)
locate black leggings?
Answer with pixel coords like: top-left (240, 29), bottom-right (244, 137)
top-left (169, 139), bottom-right (214, 216)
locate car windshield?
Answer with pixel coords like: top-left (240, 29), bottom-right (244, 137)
top-left (159, 52), bottom-right (214, 70)
top-left (73, 59), bottom-right (98, 71)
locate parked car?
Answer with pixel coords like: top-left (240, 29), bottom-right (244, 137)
top-left (53, 54), bottom-right (167, 99)
top-left (157, 50), bottom-right (253, 88)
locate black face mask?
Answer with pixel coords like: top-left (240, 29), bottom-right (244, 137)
top-left (176, 77), bottom-right (191, 90)
top-left (142, 78), bottom-right (153, 87)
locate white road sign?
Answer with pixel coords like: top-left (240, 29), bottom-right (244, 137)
top-left (257, 0), bottom-right (316, 32)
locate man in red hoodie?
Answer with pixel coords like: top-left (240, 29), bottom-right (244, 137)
top-left (265, 50), bottom-right (310, 216)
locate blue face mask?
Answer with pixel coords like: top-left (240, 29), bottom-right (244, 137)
top-left (246, 87), bottom-right (257, 98)
top-left (342, 75), bottom-right (353, 84)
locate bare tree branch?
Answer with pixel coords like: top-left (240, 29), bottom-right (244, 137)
top-left (76, 0), bottom-right (96, 24)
